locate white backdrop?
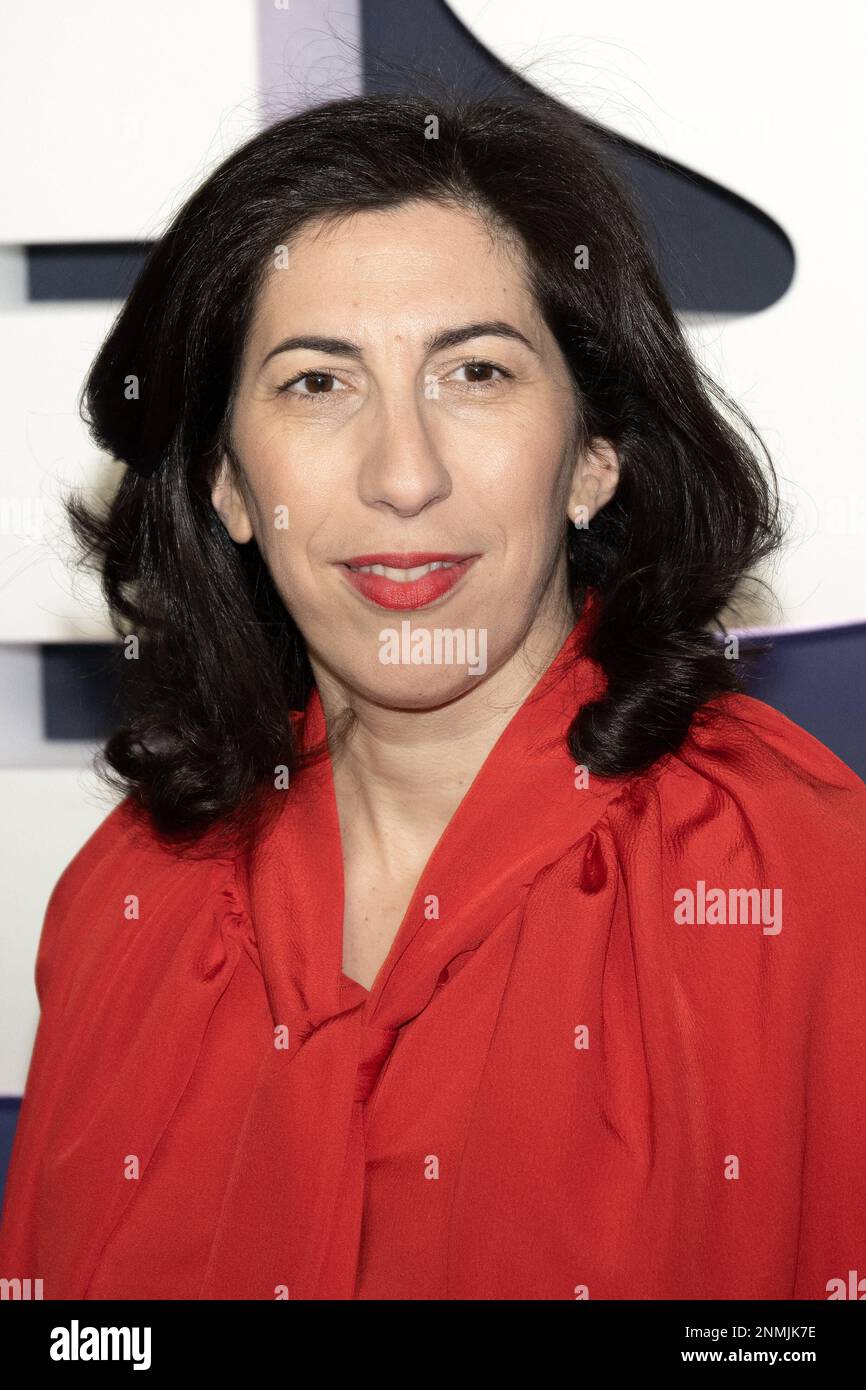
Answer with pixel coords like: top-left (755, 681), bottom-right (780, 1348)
top-left (449, 0), bottom-right (866, 632)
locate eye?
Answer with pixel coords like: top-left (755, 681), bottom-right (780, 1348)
top-left (276, 370), bottom-right (348, 399)
top-left (445, 359), bottom-right (513, 390)
top-left (274, 358), bottom-right (513, 402)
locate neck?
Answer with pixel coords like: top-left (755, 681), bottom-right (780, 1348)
top-left (311, 603), bottom-right (578, 874)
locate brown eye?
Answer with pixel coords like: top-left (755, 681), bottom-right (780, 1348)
top-left (277, 370), bottom-right (347, 398)
top-left (447, 360), bottom-right (511, 388)
top-left (303, 373), bottom-right (334, 393)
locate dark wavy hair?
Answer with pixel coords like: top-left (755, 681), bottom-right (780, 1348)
top-left (66, 85), bottom-right (783, 850)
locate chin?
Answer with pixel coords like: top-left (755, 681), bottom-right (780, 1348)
top-left (352, 661), bottom-right (488, 711)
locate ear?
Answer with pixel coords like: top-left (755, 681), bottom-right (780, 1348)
top-left (210, 453), bottom-right (254, 544)
top-left (566, 437), bottom-right (620, 527)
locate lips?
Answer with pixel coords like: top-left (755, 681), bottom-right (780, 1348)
top-left (337, 552), bottom-right (479, 611)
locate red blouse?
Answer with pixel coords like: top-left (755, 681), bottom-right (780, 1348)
top-left (2, 606), bottom-right (865, 1300)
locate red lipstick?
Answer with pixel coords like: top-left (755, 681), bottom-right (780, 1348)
top-left (337, 552), bottom-right (478, 611)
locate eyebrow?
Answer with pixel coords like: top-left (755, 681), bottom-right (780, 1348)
top-left (259, 320), bottom-right (538, 371)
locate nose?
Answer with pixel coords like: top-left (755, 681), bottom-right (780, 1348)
top-left (356, 389), bottom-right (452, 517)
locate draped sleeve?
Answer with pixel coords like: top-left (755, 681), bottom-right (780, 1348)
top-left (572, 691), bottom-right (866, 1298)
top-left (0, 795), bottom-right (258, 1297)
top-left (447, 689), bottom-right (866, 1300)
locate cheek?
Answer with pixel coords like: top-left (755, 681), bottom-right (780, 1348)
top-left (484, 448), bottom-right (569, 543)
top-left (478, 413), bottom-right (570, 495)
top-left (242, 459), bottom-right (321, 555)
top-left (249, 488), bottom-right (339, 617)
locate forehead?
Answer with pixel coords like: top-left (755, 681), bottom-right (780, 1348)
top-left (246, 199), bottom-right (538, 346)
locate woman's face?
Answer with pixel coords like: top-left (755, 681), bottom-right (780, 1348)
top-left (212, 198), bottom-right (618, 707)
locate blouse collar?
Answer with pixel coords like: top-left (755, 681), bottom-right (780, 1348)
top-left (239, 591), bottom-right (619, 1035)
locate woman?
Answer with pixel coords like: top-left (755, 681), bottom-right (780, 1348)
top-left (1, 90), bottom-right (864, 1301)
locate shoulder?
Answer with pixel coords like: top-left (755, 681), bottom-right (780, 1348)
top-left (683, 689), bottom-right (864, 789)
top-left (35, 794), bottom-right (236, 1007)
top-left (670, 690), bottom-right (866, 829)
top-left (614, 689), bottom-right (866, 818)
top-left (42, 794), bottom-right (224, 916)
top-left (592, 691), bottom-right (866, 913)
